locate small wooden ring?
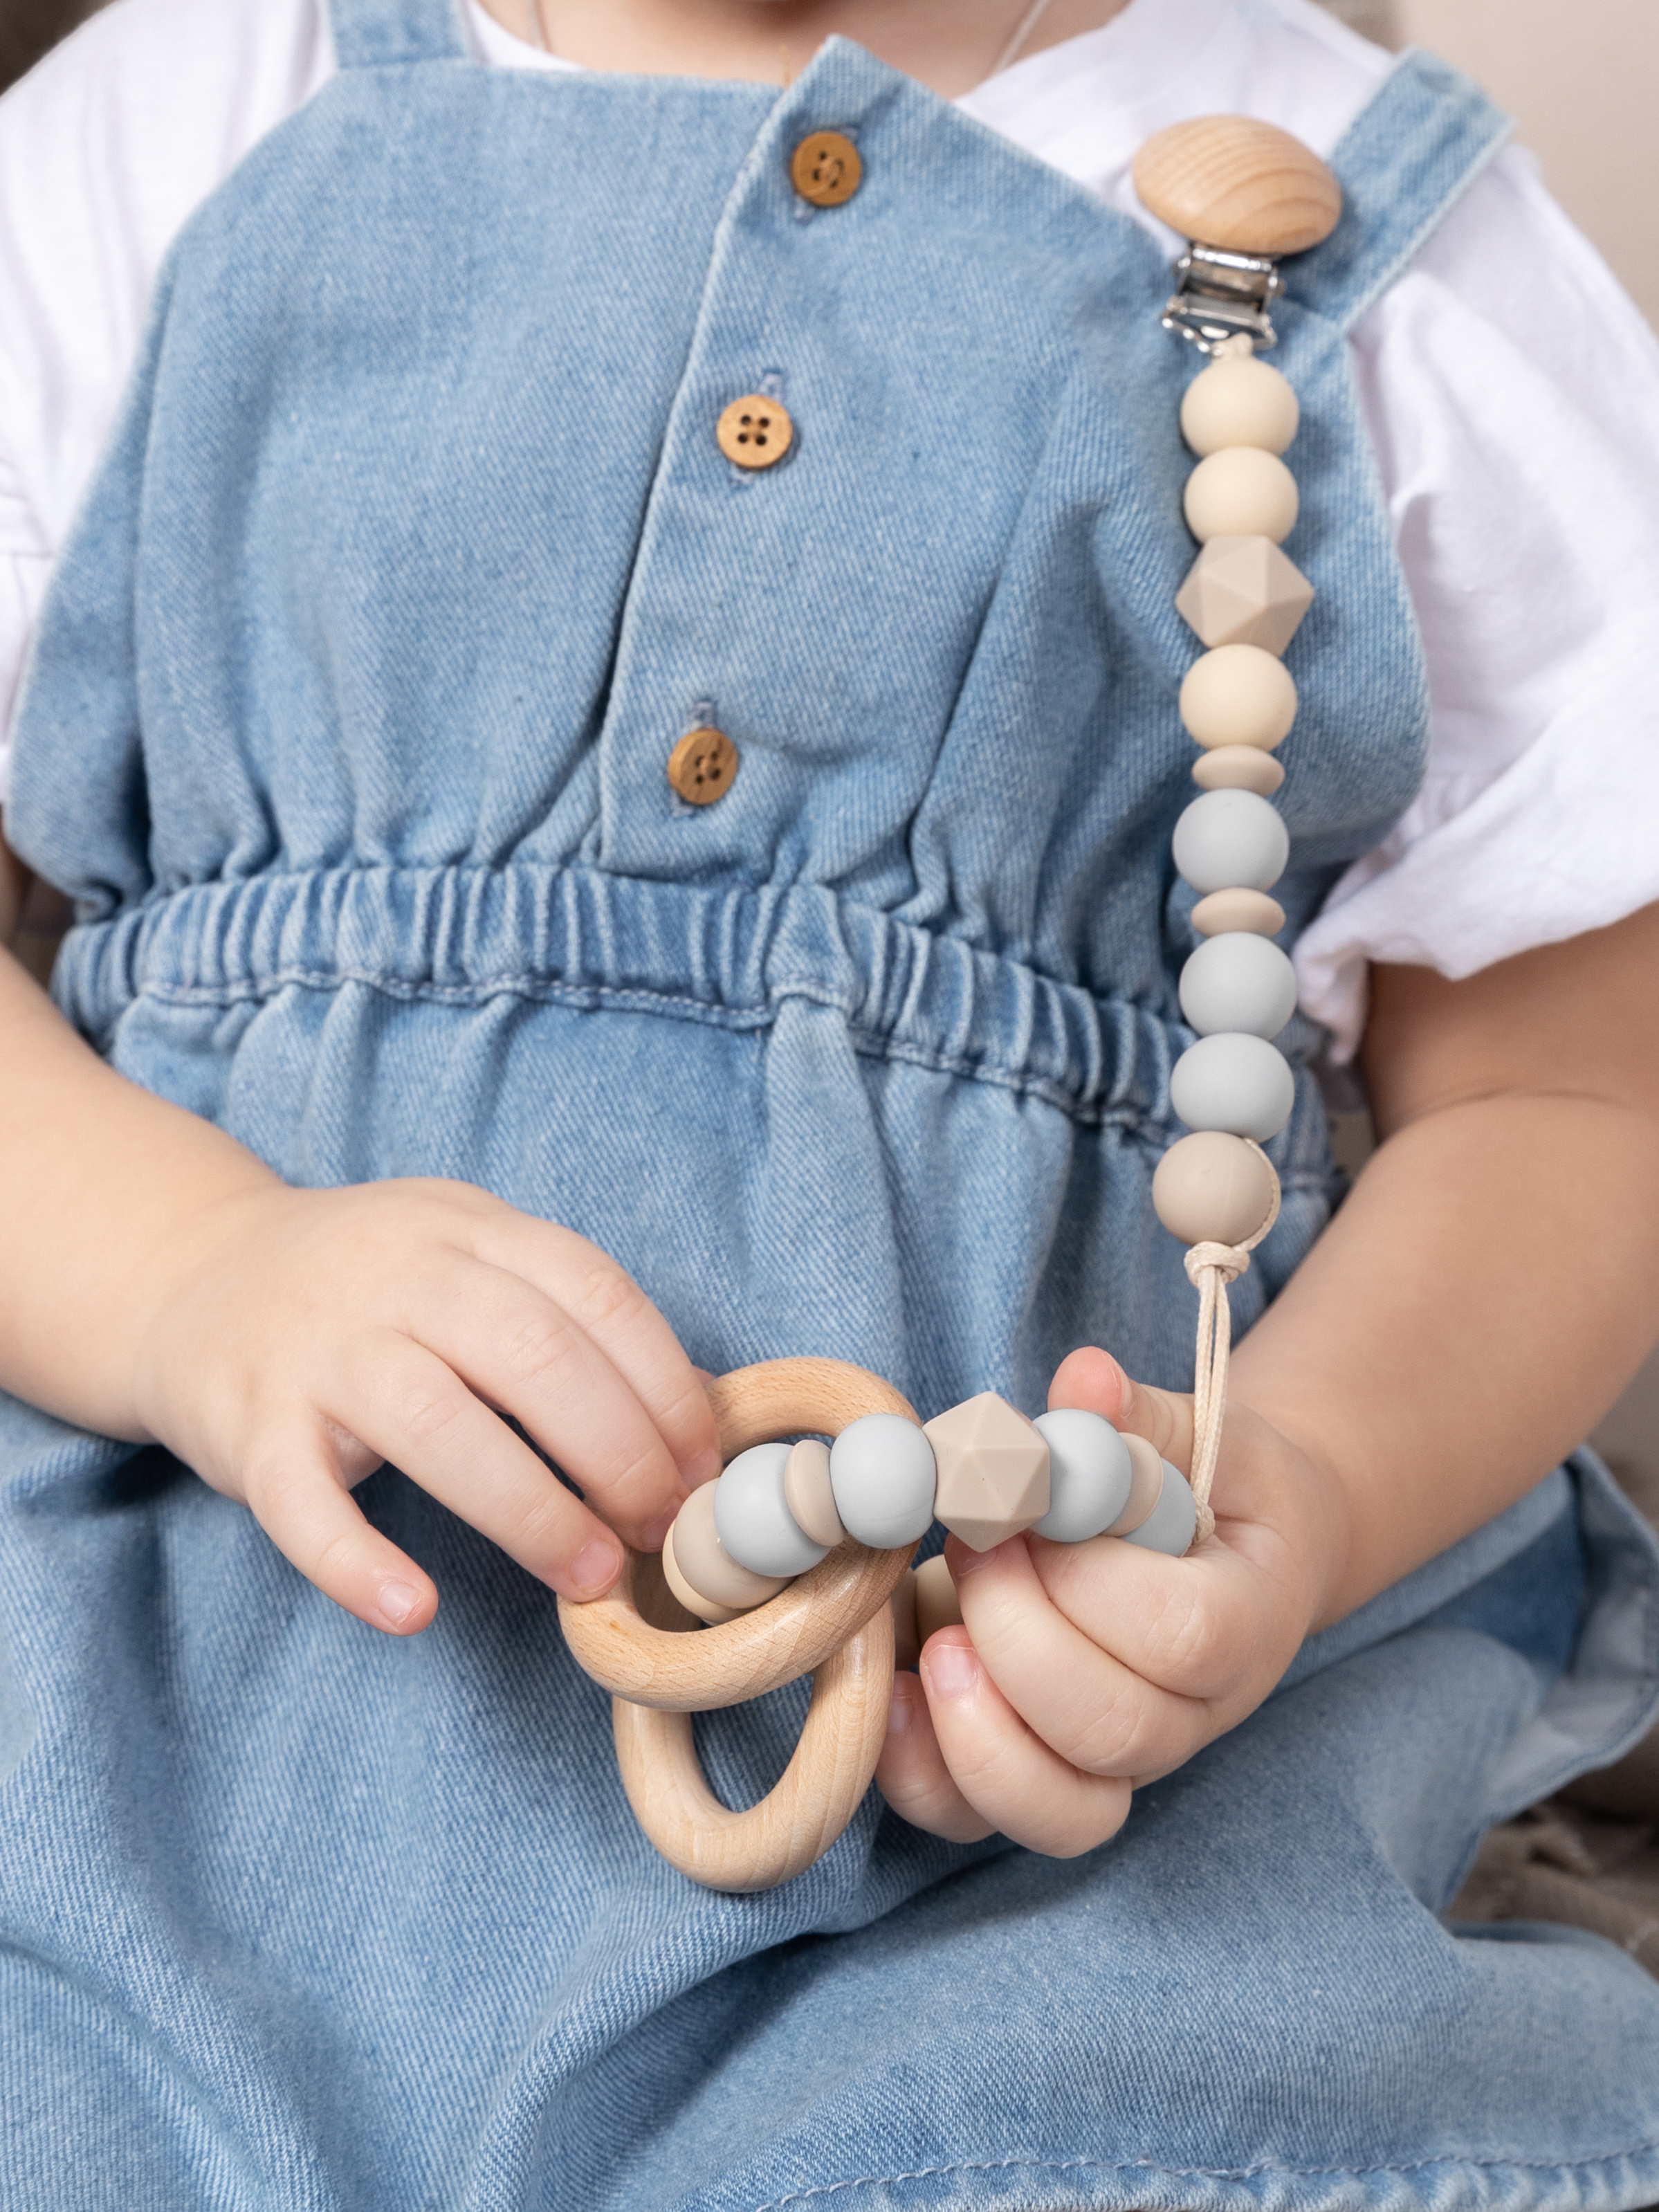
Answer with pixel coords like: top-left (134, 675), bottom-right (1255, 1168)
top-left (558, 1357), bottom-right (922, 1889)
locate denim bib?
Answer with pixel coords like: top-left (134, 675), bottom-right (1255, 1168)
top-left (3, 10), bottom-right (1658, 2206)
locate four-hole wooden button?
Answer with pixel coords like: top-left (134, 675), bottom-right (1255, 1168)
top-left (668, 725), bottom-right (739, 805)
top-left (717, 396), bottom-right (794, 470)
top-left (791, 130), bottom-right (862, 208)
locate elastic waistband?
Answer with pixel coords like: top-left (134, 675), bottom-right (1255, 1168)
top-left (54, 863), bottom-right (1319, 1146)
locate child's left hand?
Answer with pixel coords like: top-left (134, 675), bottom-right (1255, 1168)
top-left (874, 1346), bottom-right (1352, 1854)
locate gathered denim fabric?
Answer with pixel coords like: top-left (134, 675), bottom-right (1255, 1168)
top-left (5, 7), bottom-right (1659, 2205)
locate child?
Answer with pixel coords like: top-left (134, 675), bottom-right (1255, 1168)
top-left (2, 0), bottom-right (1659, 2201)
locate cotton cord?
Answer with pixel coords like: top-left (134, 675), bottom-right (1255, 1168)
top-left (1182, 1141), bottom-right (1281, 1542)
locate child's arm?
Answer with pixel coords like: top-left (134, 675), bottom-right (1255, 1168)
top-left (0, 843), bottom-right (717, 1630)
top-left (877, 900), bottom-right (1659, 1852)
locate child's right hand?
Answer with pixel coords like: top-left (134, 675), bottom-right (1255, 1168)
top-left (129, 1178), bottom-right (720, 1634)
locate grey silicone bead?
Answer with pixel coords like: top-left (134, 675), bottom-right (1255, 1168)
top-left (1122, 1462), bottom-right (1198, 1555)
top-left (1171, 788), bottom-right (1289, 896)
top-left (714, 1441), bottom-right (830, 1578)
top-left (1178, 931), bottom-right (1297, 1040)
top-left (1170, 1032), bottom-right (1295, 1142)
top-left (830, 1415), bottom-right (938, 1549)
top-left (1029, 1409), bottom-right (1133, 1543)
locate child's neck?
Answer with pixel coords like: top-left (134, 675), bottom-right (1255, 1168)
top-left (475, 0), bottom-right (1130, 98)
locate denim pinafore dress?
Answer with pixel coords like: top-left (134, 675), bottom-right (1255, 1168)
top-left (3, 2), bottom-right (1659, 2204)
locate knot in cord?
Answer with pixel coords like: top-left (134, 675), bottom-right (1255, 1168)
top-left (1184, 1240), bottom-right (1253, 1290)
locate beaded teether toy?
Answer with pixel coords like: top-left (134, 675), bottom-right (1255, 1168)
top-left (560, 118), bottom-right (1342, 1892)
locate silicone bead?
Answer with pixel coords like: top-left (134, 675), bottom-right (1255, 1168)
top-left (1180, 356), bottom-right (1299, 459)
top-left (661, 1518), bottom-right (741, 1625)
top-left (784, 1437), bottom-right (845, 1548)
top-left (1184, 448), bottom-right (1299, 545)
top-left (1152, 1130), bottom-right (1277, 1247)
top-left (1180, 644), bottom-right (1297, 751)
top-left (1107, 1432), bottom-right (1165, 1535)
top-left (913, 1553), bottom-right (964, 1643)
top-left (829, 1414), bottom-right (938, 1550)
top-left (715, 1441), bottom-right (831, 1578)
top-left (1191, 888), bottom-right (1286, 939)
top-left (1123, 1462), bottom-right (1199, 1556)
top-left (669, 1481), bottom-right (789, 1613)
top-left (1192, 746), bottom-right (1283, 796)
top-left (1030, 1409), bottom-right (1133, 1543)
top-left (1179, 931), bottom-right (1296, 1039)
top-left (1171, 788), bottom-right (1289, 896)
top-left (1170, 1032), bottom-right (1296, 1142)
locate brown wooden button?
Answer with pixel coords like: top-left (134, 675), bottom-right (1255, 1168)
top-left (717, 396), bottom-right (794, 470)
top-left (791, 130), bottom-right (861, 208)
top-left (1133, 117), bottom-right (1341, 255)
top-left (667, 725), bottom-right (739, 806)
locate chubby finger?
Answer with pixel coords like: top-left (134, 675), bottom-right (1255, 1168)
top-left (951, 1534), bottom-right (1225, 1779)
top-left (470, 1214), bottom-right (722, 1490)
top-left (324, 1327), bottom-right (625, 1599)
top-left (874, 1670), bottom-right (996, 1843)
top-left (1047, 1345), bottom-right (1195, 1478)
top-left (918, 1630), bottom-right (1133, 1856)
top-left (243, 1417), bottom-right (438, 1635)
top-left (400, 1255), bottom-right (688, 1551)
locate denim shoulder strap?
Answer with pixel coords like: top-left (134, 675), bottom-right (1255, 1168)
top-left (1294, 48), bottom-right (1514, 334)
top-left (329, 0), bottom-right (467, 70)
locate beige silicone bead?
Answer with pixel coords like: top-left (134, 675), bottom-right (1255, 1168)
top-left (661, 1518), bottom-right (741, 1626)
top-left (1181, 356), bottom-right (1300, 459)
top-left (1180, 645), bottom-right (1297, 751)
top-left (891, 1569), bottom-right (922, 1671)
top-left (1107, 1434), bottom-right (1165, 1537)
top-left (1176, 536), bottom-right (1314, 655)
top-left (1184, 448), bottom-right (1299, 545)
top-left (1152, 1129), bottom-right (1278, 1247)
top-left (1191, 888), bottom-right (1286, 938)
top-left (784, 1437), bottom-right (845, 1549)
top-left (1193, 746), bottom-right (1284, 796)
top-left (668, 1482), bottom-right (789, 1615)
top-left (914, 1553), bottom-right (964, 1644)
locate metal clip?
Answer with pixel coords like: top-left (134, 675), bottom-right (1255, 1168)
top-left (1160, 244), bottom-right (1283, 354)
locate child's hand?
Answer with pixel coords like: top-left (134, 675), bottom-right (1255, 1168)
top-left (132, 1178), bottom-right (719, 1634)
top-left (874, 1346), bottom-right (1350, 1854)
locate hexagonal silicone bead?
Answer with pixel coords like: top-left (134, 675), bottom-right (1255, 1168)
top-left (1175, 535), bottom-right (1314, 655)
top-left (922, 1391), bottom-right (1051, 1552)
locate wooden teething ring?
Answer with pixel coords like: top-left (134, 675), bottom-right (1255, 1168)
top-left (558, 1358), bottom-right (918, 1892)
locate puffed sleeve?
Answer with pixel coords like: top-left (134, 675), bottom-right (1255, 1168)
top-left (1293, 144), bottom-right (1659, 1061)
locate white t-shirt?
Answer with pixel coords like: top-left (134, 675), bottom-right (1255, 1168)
top-left (3, 0), bottom-right (1658, 1059)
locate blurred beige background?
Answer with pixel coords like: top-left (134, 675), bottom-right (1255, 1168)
top-left (1327, 0), bottom-right (1658, 327)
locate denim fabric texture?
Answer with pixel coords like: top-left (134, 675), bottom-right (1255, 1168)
top-left (5, 5), bottom-right (1659, 2203)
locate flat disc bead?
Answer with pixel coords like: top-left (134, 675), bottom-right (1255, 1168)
top-left (1030, 1409), bottom-right (1133, 1542)
top-left (1184, 448), bottom-right (1299, 545)
top-left (1172, 788), bottom-right (1289, 895)
top-left (1122, 1463), bottom-right (1199, 1556)
top-left (1179, 930), bottom-right (1296, 1039)
top-left (1153, 1128), bottom-right (1278, 1245)
top-left (1191, 887), bottom-right (1285, 937)
top-left (1193, 746), bottom-right (1283, 795)
top-left (913, 1553), bottom-right (964, 1643)
top-left (1170, 1032), bottom-right (1295, 1142)
top-left (829, 1414), bottom-right (937, 1549)
top-left (669, 1482), bottom-right (789, 1614)
top-left (715, 1441), bottom-right (830, 1578)
top-left (783, 1436), bottom-right (845, 1548)
top-left (1181, 356), bottom-right (1299, 458)
top-left (1180, 644), bottom-right (1296, 751)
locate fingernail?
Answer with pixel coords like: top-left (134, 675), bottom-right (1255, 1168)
top-left (639, 1500), bottom-right (684, 1554)
top-left (948, 1539), bottom-right (1003, 1580)
top-left (926, 1640), bottom-right (980, 1701)
top-left (686, 1447), bottom-right (722, 1490)
top-left (378, 1579), bottom-right (420, 1627)
top-left (569, 1539), bottom-right (623, 1597)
